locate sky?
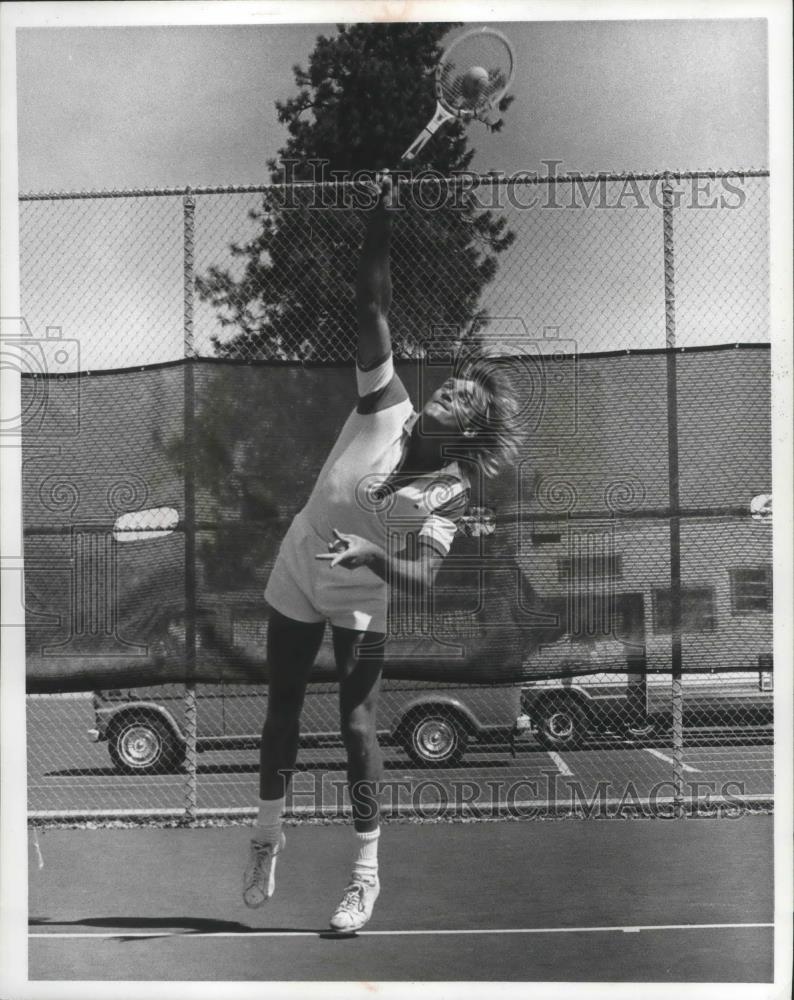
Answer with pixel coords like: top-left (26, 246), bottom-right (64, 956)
top-left (16, 18), bottom-right (768, 192)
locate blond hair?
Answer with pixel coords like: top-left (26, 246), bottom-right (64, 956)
top-left (457, 358), bottom-right (522, 479)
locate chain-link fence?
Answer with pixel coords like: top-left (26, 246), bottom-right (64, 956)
top-left (16, 171), bottom-right (772, 823)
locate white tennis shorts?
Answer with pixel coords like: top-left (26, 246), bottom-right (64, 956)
top-left (264, 514), bottom-right (389, 634)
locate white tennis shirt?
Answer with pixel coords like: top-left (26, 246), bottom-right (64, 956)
top-left (299, 354), bottom-right (470, 558)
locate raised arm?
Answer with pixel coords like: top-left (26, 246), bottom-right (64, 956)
top-left (356, 176), bottom-right (395, 371)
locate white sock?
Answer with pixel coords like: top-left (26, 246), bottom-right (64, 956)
top-left (253, 796), bottom-right (285, 845)
top-left (352, 827), bottom-right (380, 882)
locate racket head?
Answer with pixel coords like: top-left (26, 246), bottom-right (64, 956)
top-left (435, 26), bottom-right (515, 120)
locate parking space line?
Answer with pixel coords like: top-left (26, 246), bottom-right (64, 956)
top-left (547, 752), bottom-right (573, 776)
top-left (685, 753), bottom-right (774, 762)
top-left (29, 921), bottom-right (774, 940)
top-left (643, 749), bottom-right (701, 772)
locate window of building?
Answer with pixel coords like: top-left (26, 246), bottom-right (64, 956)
top-left (652, 587), bottom-right (716, 634)
top-left (730, 566), bottom-right (772, 614)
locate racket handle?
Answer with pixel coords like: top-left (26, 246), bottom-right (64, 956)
top-left (401, 127), bottom-right (434, 163)
top-left (401, 103), bottom-right (454, 163)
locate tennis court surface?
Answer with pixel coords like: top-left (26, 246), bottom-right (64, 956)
top-left (29, 813), bottom-right (773, 982)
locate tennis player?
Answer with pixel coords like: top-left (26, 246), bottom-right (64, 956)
top-left (243, 174), bottom-right (520, 932)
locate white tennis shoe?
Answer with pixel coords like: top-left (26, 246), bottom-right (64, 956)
top-left (242, 832), bottom-right (286, 907)
top-left (329, 875), bottom-right (380, 932)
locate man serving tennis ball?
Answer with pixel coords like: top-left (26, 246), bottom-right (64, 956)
top-left (243, 173), bottom-right (520, 932)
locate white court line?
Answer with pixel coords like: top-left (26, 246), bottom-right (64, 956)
top-left (29, 922), bottom-right (774, 940)
top-left (547, 752), bottom-right (573, 776)
top-left (643, 748), bottom-right (701, 772)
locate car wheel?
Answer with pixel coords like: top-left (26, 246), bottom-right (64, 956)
top-left (623, 720), bottom-right (657, 740)
top-left (403, 710), bottom-right (469, 767)
top-left (533, 697), bottom-right (588, 750)
top-left (108, 714), bottom-right (184, 774)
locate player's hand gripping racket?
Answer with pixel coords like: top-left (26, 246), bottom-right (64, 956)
top-left (401, 26), bottom-right (515, 163)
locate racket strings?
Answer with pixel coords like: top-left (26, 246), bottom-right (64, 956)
top-left (437, 33), bottom-right (513, 116)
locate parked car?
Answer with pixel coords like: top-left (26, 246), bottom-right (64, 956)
top-left (89, 679), bottom-right (524, 774)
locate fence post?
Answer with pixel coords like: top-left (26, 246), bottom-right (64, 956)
top-left (182, 189), bottom-right (198, 824)
top-left (662, 176), bottom-right (685, 818)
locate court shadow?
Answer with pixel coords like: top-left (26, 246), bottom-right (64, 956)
top-left (29, 915), bottom-right (326, 936)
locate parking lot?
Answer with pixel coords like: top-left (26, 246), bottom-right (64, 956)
top-left (27, 694), bottom-right (774, 818)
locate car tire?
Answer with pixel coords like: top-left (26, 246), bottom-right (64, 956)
top-left (402, 710), bottom-right (469, 768)
top-left (108, 714), bottom-right (184, 774)
top-left (533, 696), bottom-right (588, 751)
top-left (623, 720), bottom-right (658, 740)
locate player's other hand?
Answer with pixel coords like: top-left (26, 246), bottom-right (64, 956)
top-left (360, 170), bottom-right (399, 213)
top-left (315, 528), bottom-right (380, 570)
top-left (377, 171), bottom-right (394, 206)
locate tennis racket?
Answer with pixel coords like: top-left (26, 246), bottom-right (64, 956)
top-left (401, 26), bottom-right (515, 163)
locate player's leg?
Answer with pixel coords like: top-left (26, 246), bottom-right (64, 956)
top-left (333, 625), bottom-right (386, 830)
top-left (260, 608), bottom-right (326, 798)
top-left (243, 608), bottom-right (325, 908)
top-left (328, 625), bottom-right (386, 930)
